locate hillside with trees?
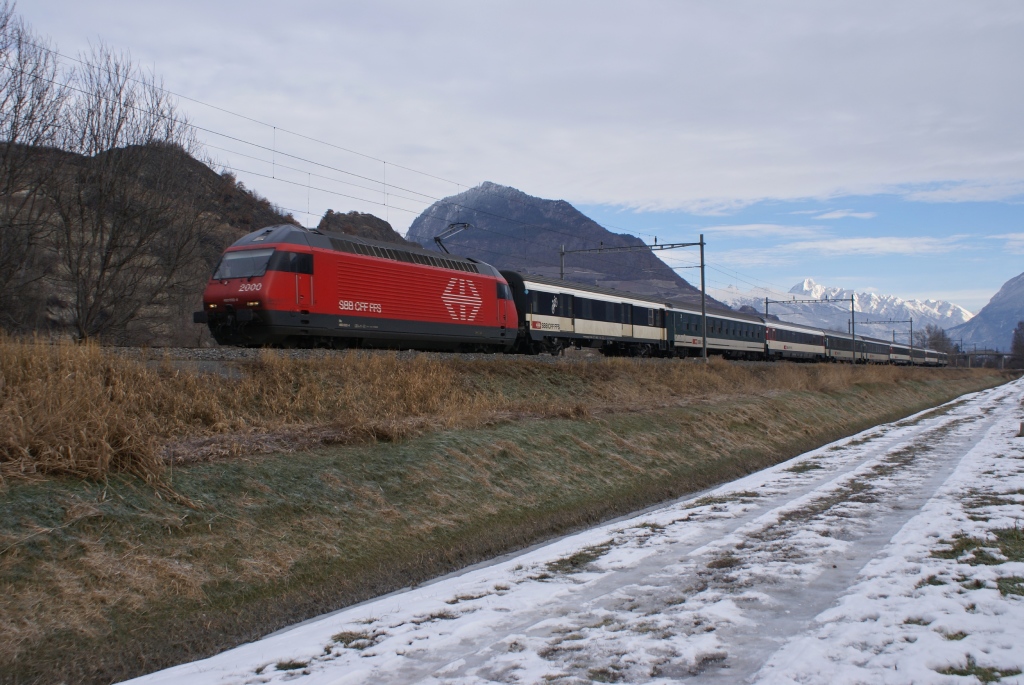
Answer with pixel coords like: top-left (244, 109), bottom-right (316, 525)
top-left (0, 3), bottom-right (297, 344)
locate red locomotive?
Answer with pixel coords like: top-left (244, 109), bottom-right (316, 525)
top-left (194, 224), bottom-right (517, 351)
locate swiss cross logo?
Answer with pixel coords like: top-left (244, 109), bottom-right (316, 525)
top-left (442, 278), bottom-right (482, 321)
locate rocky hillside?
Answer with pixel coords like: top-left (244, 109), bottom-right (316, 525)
top-left (406, 182), bottom-right (720, 307)
top-left (718, 278), bottom-right (973, 338)
top-left (318, 210), bottom-right (418, 246)
top-left (948, 272), bottom-right (1024, 351)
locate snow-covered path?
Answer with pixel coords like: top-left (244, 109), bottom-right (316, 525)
top-left (128, 380), bottom-right (1024, 685)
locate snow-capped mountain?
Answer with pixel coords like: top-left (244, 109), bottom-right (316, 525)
top-left (716, 279), bottom-right (973, 340)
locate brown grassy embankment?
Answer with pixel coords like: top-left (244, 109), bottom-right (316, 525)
top-left (0, 337), bottom-right (1015, 684)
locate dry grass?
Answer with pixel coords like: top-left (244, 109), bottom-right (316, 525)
top-left (0, 336), bottom-right (1008, 490)
top-left (0, 356), bottom-right (1009, 685)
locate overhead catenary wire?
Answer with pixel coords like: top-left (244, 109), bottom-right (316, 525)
top-left (3, 45), bottom-right (845, 322)
top-left (17, 39), bottom-right (684, 249)
top-left (5, 50), bottom-right (755, 293)
top-left (6, 43), bottom-right (704, 281)
top-left (23, 36), bottom-right (820, 305)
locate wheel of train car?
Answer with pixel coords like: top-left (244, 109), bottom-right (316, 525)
top-left (630, 344), bottom-right (653, 358)
top-left (548, 339), bottom-right (564, 356)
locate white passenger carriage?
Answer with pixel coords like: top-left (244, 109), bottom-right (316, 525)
top-left (860, 336), bottom-right (891, 364)
top-left (671, 306), bottom-right (765, 359)
top-left (501, 272), bottom-right (670, 356)
top-left (499, 271), bottom-right (951, 366)
top-left (766, 322), bottom-right (826, 361)
top-left (890, 343), bottom-right (913, 365)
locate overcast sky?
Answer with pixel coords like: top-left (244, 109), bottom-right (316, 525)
top-left (22, 1), bottom-right (1024, 312)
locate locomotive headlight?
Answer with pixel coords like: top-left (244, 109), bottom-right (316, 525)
top-left (207, 303), bottom-right (217, 309)
top-left (246, 300), bottom-right (261, 307)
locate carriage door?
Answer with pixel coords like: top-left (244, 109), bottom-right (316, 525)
top-left (663, 309), bottom-right (673, 351)
top-left (293, 252), bottom-right (314, 310)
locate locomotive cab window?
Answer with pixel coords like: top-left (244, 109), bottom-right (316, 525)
top-left (268, 251), bottom-right (313, 274)
top-left (213, 248), bottom-right (274, 279)
top-left (496, 282), bottom-right (513, 300)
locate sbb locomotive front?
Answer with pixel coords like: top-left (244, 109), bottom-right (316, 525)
top-left (193, 224), bottom-right (517, 351)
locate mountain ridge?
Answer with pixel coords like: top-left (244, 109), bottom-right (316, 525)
top-left (716, 278), bottom-right (973, 338)
top-left (406, 182), bottom-right (723, 308)
top-left (947, 272), bottom-right (1024, 351)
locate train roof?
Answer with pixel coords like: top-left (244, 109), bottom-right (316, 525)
top-left (508, 272), bottom-right (759, 322)
top-left (768, 320), bottom-right (827, 333)
top-left (228, 224), bottom-right (503, 278)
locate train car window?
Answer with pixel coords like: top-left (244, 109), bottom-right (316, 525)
top-left (213, 248), bottom-right (274, 279)
top-left (582, 298), bottom-right (594, 320)
top-left (528, 290), bottom-right (558, 315)
top-left (559, 293), bottom-right (574, 318)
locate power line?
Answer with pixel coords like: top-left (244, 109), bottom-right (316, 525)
top-left (18, 38), bottom-right (684, 253)
top-left (1, 61), bottom-right (652, 278)
top-left (4, 47), bottom-right (780, 295)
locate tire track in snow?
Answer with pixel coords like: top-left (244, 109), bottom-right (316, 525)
top-left (124, 381), bottom-right (1022, 685)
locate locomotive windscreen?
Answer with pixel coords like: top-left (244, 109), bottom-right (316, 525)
top-left (212, 249), bottom-right (274, 279)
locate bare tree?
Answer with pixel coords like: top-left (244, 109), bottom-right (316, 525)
top-left (46, 43), bottom-right (211, 341)
top-left (1010, 321), bottom-right (1024, 369)
top-left (0, 1), bottom-right (68, 329)
top-left (913, 323), bottom-right (954, 354)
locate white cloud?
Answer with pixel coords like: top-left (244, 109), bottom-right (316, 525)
top-left (814, 210), bottom-right (878, 220)
top-left (904, 182), bottom-right (1024, 204)
top-left (709, 247), bottom-right (797, 268)
top-left (701, 224), bottom-right (824, 239)
top-left (18, 0), bottom-right (1024, 232)
top-left (786, 235), bottom-right (968, 256)
top-left (988, 232), bottom-right (1024, 254)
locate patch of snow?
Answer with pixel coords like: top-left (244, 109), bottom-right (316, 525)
top-left (125, 380), bottom-right (1024, 685)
